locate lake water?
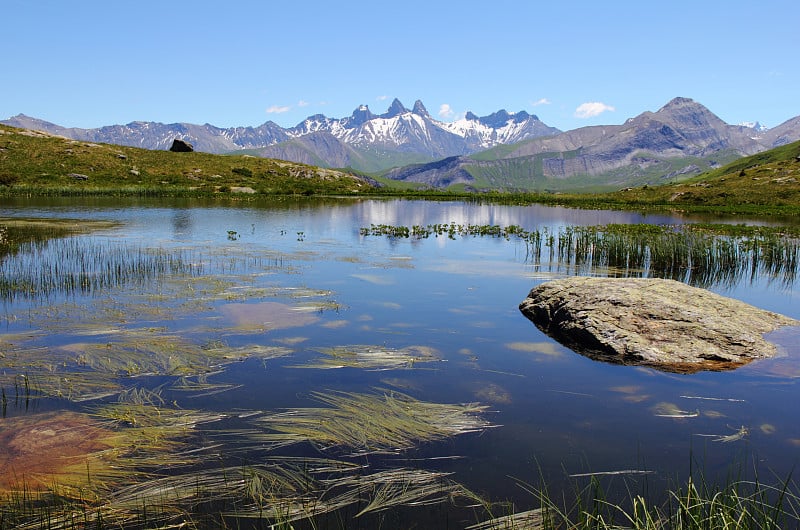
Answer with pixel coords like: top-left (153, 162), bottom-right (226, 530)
top-left (1, 197), bottom-right (799, 528)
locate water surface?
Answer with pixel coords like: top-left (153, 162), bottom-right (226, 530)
top-left (1, 197), bottom-right (798, 527)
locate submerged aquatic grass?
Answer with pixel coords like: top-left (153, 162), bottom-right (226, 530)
top-left (0, 389), bottom-right (491, 529)
top-left (0, 328), bottom-right (295, 402)
top-left (255, 390), bottom-right (493, 455)
top-left (298, 344), bottom-right (442, 370)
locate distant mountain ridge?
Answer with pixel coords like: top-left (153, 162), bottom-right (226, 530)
top-left (2, 98), bottom-right (560, 173)
top-left (385, 97), bottom-right (800, 191)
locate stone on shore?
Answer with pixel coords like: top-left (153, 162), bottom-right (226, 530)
top-left (519, 277), bottom-right (799, 373)
top-left (169, 138), bottom-right (194, 152)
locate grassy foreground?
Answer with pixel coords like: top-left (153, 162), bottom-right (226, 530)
top-left (0, 124), bottom-right (374, 196)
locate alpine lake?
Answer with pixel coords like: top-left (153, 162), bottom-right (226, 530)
top-left (1, 196), bottom-right (799, 529)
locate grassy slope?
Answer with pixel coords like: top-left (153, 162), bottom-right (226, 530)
top-left (462, 150), bottom-right (742, 193)
top-left (594, 140), bottom-right (800, 213)
top-left (0, 125), bottom-right (376, 196)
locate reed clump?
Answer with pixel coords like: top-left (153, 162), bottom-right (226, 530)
top-left (470, 469), bottom-right (800, 530)
top-left (362, 222), bottom-right (800, 288)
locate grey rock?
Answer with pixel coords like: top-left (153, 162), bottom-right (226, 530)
top-left (519, 277), bottom-right (799, 373)
top-left (169, 138), bottom-right (194, 152)
top-left (67, 173), bottom-right (89, 180)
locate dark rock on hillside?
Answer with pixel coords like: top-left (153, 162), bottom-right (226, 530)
top-left (519, 277), bottom-right (799, 373)
top-left (169, 138), bottom-right (194, 152)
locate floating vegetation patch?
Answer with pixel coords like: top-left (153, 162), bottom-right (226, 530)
top-left (474, 383), bottom-right (513, 404)
top-left (351, 272), bottom-right (395, 285)
top-left (255, 390), bottom-right (493, 455)
top-left (298, 344), bottom-right (442, 370)
top-left (220, 301), bottom-right (321, 331)
top-left (321, 468), bottom-right (475, 517)
top-left (652, 401), bottom-right (700, 418)
top-left (361, 222), bottom-right (800, 288)
top-left (212, 285), bottom-right (334, 303)
top-left (321, 319), bottom-right (349, 329)
top-left (694, 425), bottom-right (750, 443)
top-left (0, 328), bottom-right (294, 402)
top-left (506, 341), bottom-right (564, 356)
top-left (0, 217), bottom-right (119, 259)
top-left (609, 385), bottom-right (651, 403)
top-left (467, 508), bottom-right (544, 530)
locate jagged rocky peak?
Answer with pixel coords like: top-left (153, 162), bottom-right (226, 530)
top-left (382, 98), bottom-right (409, 118)
top-left (345, 104), bottom-right (375, 128)
top-left (465, 109), bottom-right (535, 128)
top-left (412, 100), bottom-right (430, 117)
top-left (658, 97), bottom-right (701, 112)
top-left (304, 113), bottom-right (329, 122)
top-left (655, 97), bottom-right (723, 129)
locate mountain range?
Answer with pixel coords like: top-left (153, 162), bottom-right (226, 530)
top-left (2, 99), bottom-right (559, 174)
top-left (4, 97), bottom-right (799, 191)
top-left (387, 98), bottom-right (800, 191)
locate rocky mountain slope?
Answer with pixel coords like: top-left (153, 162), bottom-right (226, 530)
top-left (2, 99), bottom-right (560, 173)
top-left (385, 98), bottom-right (800, 191)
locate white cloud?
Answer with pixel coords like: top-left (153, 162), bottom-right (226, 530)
top-left (297, 100), bottom-right (309, 107)
top-left (438, 103), bottom-right (454, 119)
top-left (376, 95), bottom-right (389, 101)
top-left (531, 98), bottom-right (551, 107)
top-left (266, 105), bottom-right (291, 114)
top-left (574, 102), bottom-right (615, 119)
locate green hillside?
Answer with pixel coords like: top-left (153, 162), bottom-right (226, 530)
top-left (602, 140), bottom-right (800, 211)
top-left (467, 150), bottom-right (740, 193)
top-left (0, 125), bottom-right (376, 196)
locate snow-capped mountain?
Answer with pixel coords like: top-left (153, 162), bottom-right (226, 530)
top-left (738, 121), bottom-right (769, 132)
top-left (1, 98), bottom-right (560, 172)
top-left (444, 109), bottom-right (560, 149)
top-left (280, 98), bottom-right (559, 161)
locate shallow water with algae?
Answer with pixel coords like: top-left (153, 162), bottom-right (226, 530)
top-left (1, 197), bottom-right (799, 529)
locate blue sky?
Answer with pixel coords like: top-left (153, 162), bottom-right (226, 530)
top-left (3, 0), bottom-right (798, 132)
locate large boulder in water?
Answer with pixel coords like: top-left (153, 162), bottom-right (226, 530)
top-left (519, 277), bottom-right (799, 373)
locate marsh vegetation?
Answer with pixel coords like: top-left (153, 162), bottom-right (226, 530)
top-left (361, 222), bottom-right (800, 287)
